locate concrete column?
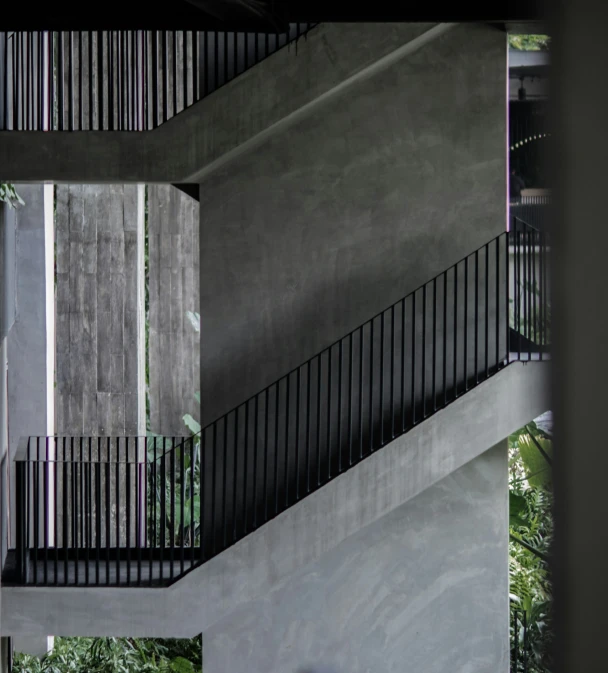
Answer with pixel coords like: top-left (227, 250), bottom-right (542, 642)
top-left (148, 185), bottom-right (200, 436)
top-left (3, 186), bottom-right (54, 657)
top-left (203, 442), bottom-right (509, 673)
top-left (55, 184), bottom-right (146, 547)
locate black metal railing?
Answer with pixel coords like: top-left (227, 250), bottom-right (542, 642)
top-left (511, 609), bottom-right (529, 673)
top-left (5, 224), bottom-right (549, 587)
top-left (0, 25), bottom-right (314, 131)
top-left (510, 196), bottom-right (550, 234)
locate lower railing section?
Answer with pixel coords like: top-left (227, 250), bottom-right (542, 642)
top-left (4, 225), bottom-right (549, 587)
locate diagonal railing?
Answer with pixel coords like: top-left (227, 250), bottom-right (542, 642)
top-left (3, 223), bottom-right (550, 587)
top-left (0, 25), bottom-right (315, 131)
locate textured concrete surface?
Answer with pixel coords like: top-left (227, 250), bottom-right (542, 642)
top-left (148, 186), bottom-right (200, 436)
top-left (0, 24), bottom-right (452, 183)
top-left (54, 185), bottom-right (146, 547)
top-left (203, 443), bottom-right (508, 673)
top-left (198, 22), bottom-right (506, 424)
top-left (55, 185), bottom-right (145, 438)
top-left (0, 361), bottom-right (548, 637)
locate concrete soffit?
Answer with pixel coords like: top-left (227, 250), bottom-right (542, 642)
top-left (182, 22), bottom-right (457, 184)
top-left (0, 23), bottom-right (456, 184)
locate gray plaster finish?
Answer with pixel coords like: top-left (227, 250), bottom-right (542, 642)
top-left (1, 361), bottom-right (548, 638)
top-left (55, 185), bottom-right (145, 438)
top-left (148, 185), bottom-right (200, 436)
top-left (198, 22), bottom-right (506, 423)
top-left (203, 443), bottom-right (508, 673)
top-left (0, 24), bottom-right (455, 183)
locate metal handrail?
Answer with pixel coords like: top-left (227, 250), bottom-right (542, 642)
top-left (8, 223), bottom-right (550, 587)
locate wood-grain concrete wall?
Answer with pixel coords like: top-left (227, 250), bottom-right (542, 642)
top-left (148, 186), bottom-right (200, 437)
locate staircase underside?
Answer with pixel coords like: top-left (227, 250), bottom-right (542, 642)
top-left (0, 23), bottom-right (451, 184)
top-left (1, 360), bottom-right (549, 638)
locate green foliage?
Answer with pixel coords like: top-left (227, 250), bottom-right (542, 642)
top-left (509, 420), bottom-right (553, 672)
top-left (12, 636), bottom-right (202, 673)
top-left (0, 183), bottom-right (25, 208)
top-left (509, 35), bottom-right (551, 51)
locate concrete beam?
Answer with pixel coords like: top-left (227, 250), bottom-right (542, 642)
top-left (0, 23), bottom-right (453, 184)
top-left (1, 361), bottom-right (549, 638)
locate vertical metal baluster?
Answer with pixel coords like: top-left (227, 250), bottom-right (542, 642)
top-left (496, 237), bottom-right (500, 369)
top-left (326, 349), bottom-right (332, 474)
top-left (68, 32), bottom-right (74, 130)
top-left (73, 438), bottom-right (78, 586)
top-left (33, 438), bottom-right (39, 584)
top-left (411, 294), bottom-right (416, 426)
top-left (2, 32), bottom-right (8, 127)
top-left (475, 250), bottom-right (479, 382)
top-left (193, 31), bottom-right (198, 103)
top-left (152, 31), bottom-right (158, 127)
top-left (209, 423), bottom-right (216, 553)
top-left (369, 321), bottom-right (374, 451)
top-left (162, 31), bottom-right (167, 123)
top-left (88, 31), bottom-right (93, 129)
top-left (359, 328), bottom-right (364, 458)
top-left (532, 229), bottom-right (538, 349)
top-left (306, 362), bottom-right (311, 492)
top-left (37, 32), bottom-right (42, 129)
top-left (180, 438), bottom-right (185, 574)
top-left (63, 438), bottom-right (68, 584)
top-left (170, 440), bottom-right (175, 579)
top-left (513, 611), bottom-right (519, 672)
top-left (203, 32), bottom-right (209, 97)
top-left (136, 438), bottom-right (142, 585)
top-left (223, 30), bottom-right (228, 87)
top-left (172, 30), bottom-right (177, 118)
top-left (400, 300), bottom-right (406, 432)
top-left (115, 439), bottom-right (120, 585)
top-left (517, 232), bottom-right (521, 361)
top-left (380, 313), bottom-right (385, 445)
top-left (283, 378), bottom-right (288, 506)
top-left (190, 437), bottom-right (195, 569)
top-left (200, 430), bottom-right (205, 560)
top-left (214, 31), bottom-right (219, 92)
top-left (432, 278), bottom-right (437, 412)
top-left (126, 438), bottom-right (131, 585)
top-left (222, 415), bottom-right (228, 548)
top-left (95, 440), bottom-right (100, 585)
top-left (78, 31), bottom-right (83, 129)
top-left (348, 333), bottom-right (354, 463)
top-left (105, 438), bottom-right (110, 584)
top-left (232, 410), bottom-right (239, 540)
top-left (390, 306), bottom-right (395, 436)
top-left (254, 394), bottom-right (260, 521)
top-left (183, 30), bottom-right (188, 110)
top-left (264, 389), bottom-right (270, 520)
top-left (108, 32), bottom-right (113, 130)
top-left (97, 31), bottom-right (102, 129)
top-left (422, 285), bottom-right (427, 418)
top-left (244, 402), bottom-right (250, 532)
top-left (49, 32), bottom-right (54, 130)
top-left (159, 442), bottom-right (165, 583)
top-left (44, 438), bottom-right (49, 584)
top-left (506, 231), bottom-right (510, 362)
top-left (25, 33), bottom-right (30, 128)
top-left (337, 342), bottom-right (342, 472)
top-left (442, 272), bottom-right (447, 405)
top-left (54, 437), bottom-right (58, 584)
top-left (79, 438), bottom-right (84, 577)
top-left (523, 610), bottom-right (528, 673)
top-left (85, 437), bottom-right (91, 585)
top-left (316, 358), bottom-right (322, 486)
top-left (485, 244), bottom-right (490, 377)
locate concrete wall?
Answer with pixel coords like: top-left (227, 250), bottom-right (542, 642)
top-left (55, 184), bottom-right (145, 438)
top-left (0, 361), bottom-right (549, 638)
top-left (55, 185), bottom-right (145, 547)
top-left (198, 22), bottom-right (506, 424)
top-left (203, 442), bottom-right (508, 673)
top-left (148, 185), bottom-right (200, 436)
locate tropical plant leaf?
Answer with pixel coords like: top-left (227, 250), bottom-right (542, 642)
top-left (518, 434), bottom-right (552, 489)
top-left (183, 414), bottom-right (201, 435)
